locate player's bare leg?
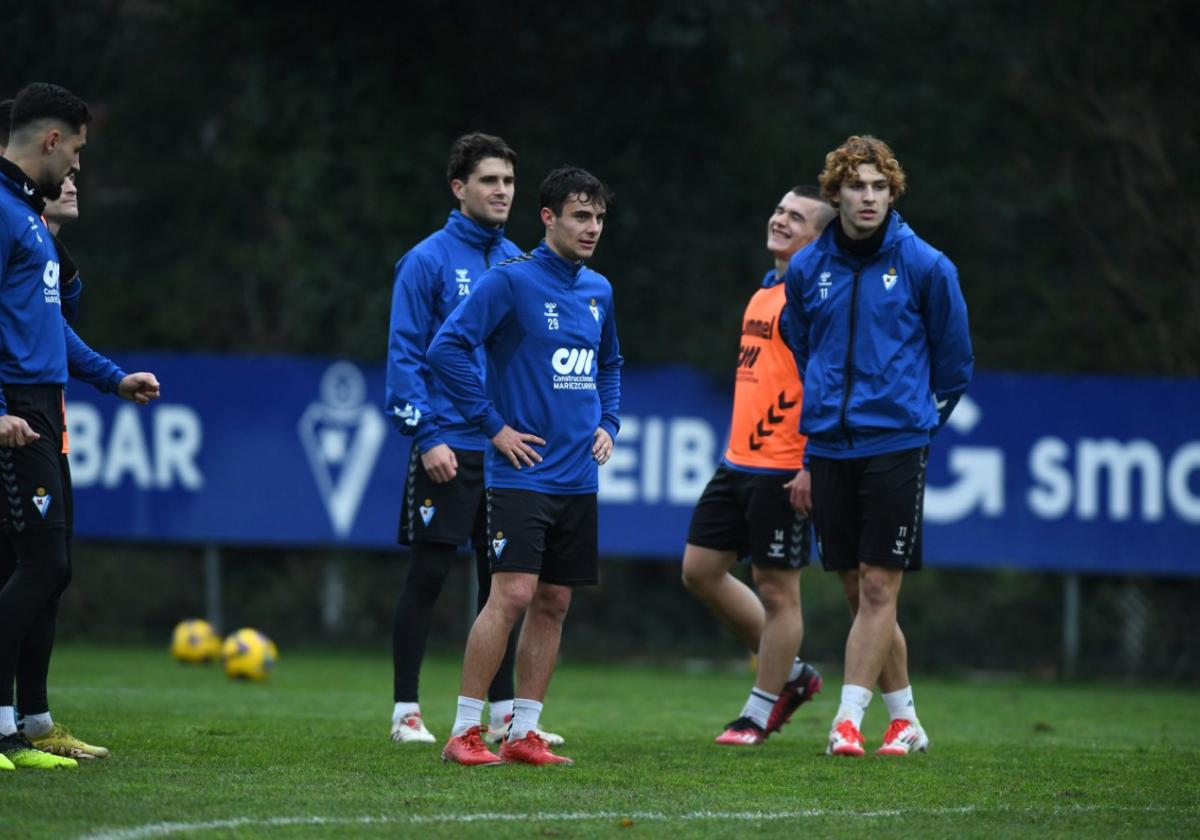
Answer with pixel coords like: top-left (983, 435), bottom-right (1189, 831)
top-left (443, 572), bottom-right (535, 766)
top-left (681, 545), bottom-right (763, 650)
top-left (750, 566), bottom-right (801, 693)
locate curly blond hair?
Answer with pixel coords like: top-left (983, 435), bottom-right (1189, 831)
top-left (818, 135), bottom-right (906, 205)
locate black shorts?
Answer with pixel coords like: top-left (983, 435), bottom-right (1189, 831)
top-left (686, 465), bottom-right (811, 569)
top-left (398, 446), bottom-right (485, 547)
top-left (485, 488), bottom-right (598, 586)
top-left (809, 447), bottom-right (927, 572)
top-left (0, 385), bottom-right (72, 534)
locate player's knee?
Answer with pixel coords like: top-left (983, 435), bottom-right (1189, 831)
top-left (753, 573), bottom-right (800, 615)
top-left (858, 569), bottom-right (898, 612)
top-left (530, 584), bottom-right (571, 623)
top-left (489, 576), bottom-right (537, 617)
top-left (680, 551), bottom-right (720, 594)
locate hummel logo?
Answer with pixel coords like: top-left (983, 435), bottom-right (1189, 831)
top-left (393, 403), bottom-right (422, 428)
top-left (22, 184), bottom-right (35, 196)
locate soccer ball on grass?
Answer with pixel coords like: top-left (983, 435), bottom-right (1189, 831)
top-left (170, 619), bottom-right (222, 664)
top-left (221, 628), bottom-right (279, 681)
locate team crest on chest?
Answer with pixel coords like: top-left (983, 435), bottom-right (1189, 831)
top-left (589, 297), bottom-right (599, 322)
top-left (882, 267), bottom-right (899, 291)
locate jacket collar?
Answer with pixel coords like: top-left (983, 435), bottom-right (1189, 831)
top-left (444, 209), bottom-right (506, 251)
top-left (0, 156), bottom-right (47, 214)
top-left (533, 240), bottom-right (584, 284)
top-left (818, 209), bottom-right (910, 261)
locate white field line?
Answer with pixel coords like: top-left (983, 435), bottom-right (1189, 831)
top-left (77, 804), bottom-right (1196, 840)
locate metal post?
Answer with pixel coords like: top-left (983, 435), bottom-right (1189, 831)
top-left (204, 543), bottom-right (222, 631)
top-left (1062, 573), bottom-right (1080, 680)
top-left (321, 557), bottom-right (347, 636)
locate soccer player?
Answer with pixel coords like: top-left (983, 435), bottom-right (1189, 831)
top-left (782, 135), bottom-right (973, 757)
top-left (0, 83), bottom-right (161, 771)
top-left (385, 132), bottom-right (559, 747)
top-left (429, 166), bottom-right (621, 767)
top-left (0, 128), bottom-right (102, 761)
top-left (682, 186), bottom-right (836, 745)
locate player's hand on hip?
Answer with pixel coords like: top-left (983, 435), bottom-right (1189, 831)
top-left (592, 428), bottom-right (614, 465)
top-left (491, 425), bottom-right (544, 470)
top-left (118, 372), bottom-right (161, 405)
top-left (0, 415), bottom-right (40, 447)
top-left (421, 443), bottom-right (458, 483)
top-left (784, 468), bottom-right (812, 514)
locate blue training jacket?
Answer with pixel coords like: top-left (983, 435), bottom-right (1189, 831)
top-left (0, 163), bottom-right (124, 414)
top-left (783, 210), bottom-right (973, 459)
top-left (427, 241), bottom-right (622, 494)
top-left (386, 210), bottom-right (522, 453)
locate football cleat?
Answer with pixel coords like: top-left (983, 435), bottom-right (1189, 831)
top-left (440, 726), bottom-right (502, 766)
top-left (714, 716), bottom-right (767, 746)
top-left (0, 752), bottom-right (13, 771)
top-left (766, 663), bottom-right (823, 734)
top-left (0, 733), bottom-right (78, 769)
top-left (826, 719), bottom-right (866, 757)
top-left (29, 724), bottom-right (110, 759)
top-left (484, 714), bottom-right (565, 747)
top-left (498, 731), bottom-right (574, 766)
top-left (390, 712), bottom-right (436, 744)
top-left (876, 719), bottom-right (929, 756)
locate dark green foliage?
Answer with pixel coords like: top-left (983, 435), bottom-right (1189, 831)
top-left (3, 1), bottom-right (1196, 373)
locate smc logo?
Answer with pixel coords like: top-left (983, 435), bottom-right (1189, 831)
top-left (552, 347), bottom-right (595, 375)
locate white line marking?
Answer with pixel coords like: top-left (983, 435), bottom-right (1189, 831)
top-left (77, 805), bottom-right (1198, 840)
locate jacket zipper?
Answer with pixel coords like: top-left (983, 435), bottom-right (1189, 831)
top-left (838, 268), bottom-right (861, 447)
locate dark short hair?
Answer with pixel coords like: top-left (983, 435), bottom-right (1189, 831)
top-left (11, 83), bottom-right (90, 134)
top-left (446, 132), bottom-right (516, 184)
top-left (0, 99), bottom-right (13, 147)
top-left (790, 185), bottom-right (821, 200)
top-left (539, 166), bottom-right (612, 217)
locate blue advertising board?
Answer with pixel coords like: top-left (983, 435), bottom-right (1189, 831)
top-left (67, 354), bottom-right (1200, 575)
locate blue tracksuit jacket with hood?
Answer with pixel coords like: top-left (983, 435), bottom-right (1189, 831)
top-left (385, 210), bottom-right (522, 453)
top-left (783, 210), bottom-right (973, 459)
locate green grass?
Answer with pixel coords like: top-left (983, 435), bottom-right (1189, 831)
top-left (1, 645), bottom-right (1197, 839)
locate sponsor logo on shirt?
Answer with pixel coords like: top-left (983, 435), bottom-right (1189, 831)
top-left (455, 268), bottom-right (470, 296)
top-left (551, 347), bottom-right (596, 391)
top-left (544, 302), bottom-right (559, 331)
top-left (43, 260), bottom-right (60, 305)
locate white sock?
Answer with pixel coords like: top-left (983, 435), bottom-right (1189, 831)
top-left (489, 699), bottom-right (514, 730)
top-left (451, 696), bottom-right (485, 737)
top-left (787, 658), bottom-right (806, 683)
top-left (834, 684), bottom-right (873, 730)
top-left (21, 712), bottom-right (53, 738)
top-left (741, 688), bottom-right (778, 730)
top-left (0, 706), bottom-right (16, 736)
top-left (509, 698), bottom-right (543, 740)
top-left (882, 686), bottom-right (917, 723)
top-left (393, 701), bottom-right (420, 723)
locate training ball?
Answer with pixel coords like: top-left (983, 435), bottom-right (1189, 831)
top-left (221, 628), bottom-right (279, 681)
top-left (170, 619), bottom-right (222, 663)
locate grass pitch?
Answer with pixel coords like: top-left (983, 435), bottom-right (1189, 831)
top-left (0, 645), bottom-right (1197, 839)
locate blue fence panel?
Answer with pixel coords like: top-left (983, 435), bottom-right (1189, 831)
top-left (66, 354), bottom-right (1200, 575)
